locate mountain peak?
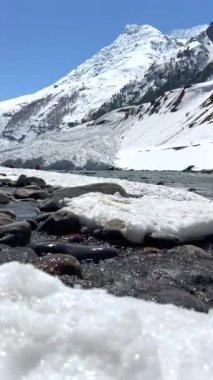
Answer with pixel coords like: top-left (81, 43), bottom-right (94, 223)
top-left (123, 23), bottom-right (161, 36)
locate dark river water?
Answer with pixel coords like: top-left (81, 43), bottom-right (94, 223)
top-left (69, 170), bottom-right (213, 201)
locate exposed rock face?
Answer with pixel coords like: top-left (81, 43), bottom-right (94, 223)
top-left (206, 22), bottom-right (213, 42)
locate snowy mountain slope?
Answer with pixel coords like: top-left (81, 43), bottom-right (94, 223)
top-left (0, 22), bottom-right (213, 170)
top-left (93, 23), bottom-right (213, 117)
top-left (169, 24), bottom-right (209, 40)
top-left (0, 24), bottom-right (181, 147)
top-left (1, 80), bottom-right (213, 170)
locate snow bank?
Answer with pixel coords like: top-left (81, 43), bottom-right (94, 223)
top-left (0, 262), bottom-right (213, 380)
top-left (64, 191), bottom-right (213, 243)
top-left (116, 141), bottom-right (213, 171)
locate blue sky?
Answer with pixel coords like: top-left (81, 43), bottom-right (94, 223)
top-left (0, 0), bottom-right (212, 100)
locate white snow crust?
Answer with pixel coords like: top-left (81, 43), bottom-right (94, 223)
top-left (64, 191), bottom-right (213, 243)
top-left (1, 167), bottom-right (213, 243)
top-left (0, 261), bottom-right (213, 380)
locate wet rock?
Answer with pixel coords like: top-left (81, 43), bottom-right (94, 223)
top-left (26, 219), bottom-right (38, 231)
top-left (0, 209), bottom-right (16, 219)
top-left (29, 241), bottom-right (119, 261)
top-left (168, 245), bottom-right (212, 259)
top-left (16, 174), bottom-right (46, 188)
top-left (0, 221), bottom-right (31, 246)
top-left (142, 288), bottom-right (207, 313)
top-left (37, 210), bottom-right (80, 235)
top-left (68, 234), bottom-right (85, 243)
top-left (188, 187), bottom-right (197, 192)
top-left (156, 181), bottom-right (164, 185)
top-left (0, 191), bottom-right (10, 204)
top-left (0, 216), bottom-right (16, 227)
top-left (39, 182), bottom-right (128, 212)
top-left (144, 232), bottom-right (183, 249)
top-left (14, 188), bottom-right (49, 200)
top-left (54, 182), bottom-right (128, 199)
top-left (24, 184), bottom-right (41, 190)
top-left (143, 247), bottom-right (161, 254)
top-left (39, 198), bottom-right (65, 212)
top-left (102, 219), bottom-right (128, 244)
top-left (0, 246), bottom-right (37, 264)
top-left (35, 254), bottom-right (83, 278)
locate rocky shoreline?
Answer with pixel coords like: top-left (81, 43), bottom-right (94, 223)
top-left (0, 173), bottom-right (213, 313)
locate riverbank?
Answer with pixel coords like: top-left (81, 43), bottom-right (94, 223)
top-left (0, 167), bottom-right (213, 312)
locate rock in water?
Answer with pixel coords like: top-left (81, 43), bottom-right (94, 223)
top-left (0, 191), bottom-right (10, 204)
top-left (35, 254), bottom-right (83, 278)
top-left (29, 241), bottom-right (119, 261)
top-left (14, 188), bottom-right (49, 200)
top-left (39, 182), bottom-right (128, 211)
top-left (0, 209), bottom-right (16, 219)
top-left (0, 221), bottom-right (31, 246)
top-left (37, 210), bottom-right (80, 235)
top-left (16, 174), bottom-right (46, 188)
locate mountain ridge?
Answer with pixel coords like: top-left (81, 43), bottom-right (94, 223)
top-left (0, 22), bottom-right (212, 170)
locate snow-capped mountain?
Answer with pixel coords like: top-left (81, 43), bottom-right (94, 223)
top-left (169, 24), bottom-right (209, 40)
top-left (1, 80), bottom-right (213, 171)
top-left (0, 24), bottom-right (184, 144)
top-left (0, 22), bottom-right (213, 170)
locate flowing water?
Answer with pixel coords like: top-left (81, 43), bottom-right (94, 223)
top-left (69, 170), bottom-right (213, 200)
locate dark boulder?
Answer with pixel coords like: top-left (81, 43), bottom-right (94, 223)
top-left (101, 219), bottom-right (128, 245)
top-left (16, 174), bottom-right (46, 188)
top-left (24, 185), bottom-right (41, 190)
top-left (39, 198), bottom-right (65, 212)
top-left (0, 209), bottom-right (16, 219)
top-left (0, 221), bottom-right (31, 246)
top-left (0, 191), bottom-right (10, 204)
top-left (37, 209), bottom-right (80, 235)
top-left (29, 241), bottom-right (119, 262)
top-left (142, 288), bottom-right (207, 313)
top-left (14, 188), bottom-right (49, 200)
top-left (26, 219), bottom-right (38, 231)
top-left (35, 254), bottom-right (83, 278)
top-left (144, 232), bottom-right (183, 249)
top-left (39, 182), bottom-right (128, 212)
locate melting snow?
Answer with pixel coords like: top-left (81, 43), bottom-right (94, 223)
top-left (0, 262), bottom-right (212, 380)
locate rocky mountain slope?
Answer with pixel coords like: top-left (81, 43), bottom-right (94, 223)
top-left (0, 22), bottom-right (213, 170)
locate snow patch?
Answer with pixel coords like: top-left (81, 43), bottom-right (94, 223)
top-left (0, 262), bottom-right (213, 380)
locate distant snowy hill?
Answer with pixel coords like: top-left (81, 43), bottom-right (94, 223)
top-left (0, 22), bottom-right (213, 170)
